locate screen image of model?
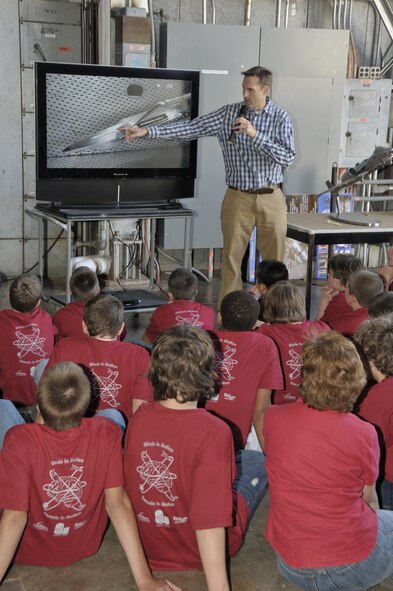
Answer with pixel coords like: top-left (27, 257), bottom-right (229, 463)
top-left (46, 73), bottom-right (193, 169)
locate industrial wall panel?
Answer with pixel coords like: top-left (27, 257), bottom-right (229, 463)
top-left (20, 0), bottom-right (81, 26)
top-left (23, 155), bottom-right (35, 198)
top-left (339, 78), bottom-right (392, 167)
top-left (22, 111), bottom-right (35, 156)
top-left (21, 67), bottom-right (35, 112)
top-left (160, 22), bottom-right (260, 72)
top-left (21, 21), bottom-right (81, 67)
top-left (0, 0), bottom-right (23, 262)
top-left (0, 240), bottom-right (24, 277)
top-left (23, 237), bottom-right (67, 278)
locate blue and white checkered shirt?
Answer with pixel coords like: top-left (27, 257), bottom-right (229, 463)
top-left (147, 96), bottom-right (295, 190)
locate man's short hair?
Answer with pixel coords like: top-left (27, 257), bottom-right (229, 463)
top-left (263, 281), bottom-right (305, 323)
top-left (368, 291), bottom-right (393, 318)
top-left (300, 331), bottom-right (366, 412)
top-left (149, 326), bottom-right (216, 403)
top-left (355, 315), bottom-right (393, 377)
top-left (241, 66), bottom-right (272, 87)
top-left (9, 275), bottom-right (41, 313)
top-left (168, 267), bottom-right (198, 300)
top-left (347, 270), bottom-right (384, 307)
top-left (38, 362), bottom-right (91, 430)
top-left (70, 266), bottom-right (100, 301)
top-left (220, 290), bottom-right (259, 331)
top-left (83, 294), bottom-right (124, 338)
top-left (256, 259), bottom-right (289, 288)
top-left (327, 254), bottom-right (364, 287)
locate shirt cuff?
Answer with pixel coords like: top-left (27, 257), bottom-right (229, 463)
top-left (147, 127), bottom-right (159, 139)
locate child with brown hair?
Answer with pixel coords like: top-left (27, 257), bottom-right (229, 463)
top-left (0, 275), bottom-right (58, 405)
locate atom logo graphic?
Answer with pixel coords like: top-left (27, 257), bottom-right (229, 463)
top-left (13, 328), bottom-right (46, 359)
top-left (43, 465), bottom-right (86, 512)
top-left (175, 312), bottom-right (203, 328)
top-left (93, 368), bottom-right (122, 407)
top-left (137, 450), bottom-right (178, 501)
top-left (286, 348), bottom-right (302, 381)
top-left (213, 346), bottom-right (238, 382)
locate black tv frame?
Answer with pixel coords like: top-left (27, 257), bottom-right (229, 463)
top-left (35, 62), bottom-right (200, 207)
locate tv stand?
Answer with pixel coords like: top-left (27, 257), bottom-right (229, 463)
top-left (28, 203), bottom-right (193, 303)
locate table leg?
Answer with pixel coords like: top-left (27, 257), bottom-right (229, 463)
top-left (305, 235), bottom-right (315, 319)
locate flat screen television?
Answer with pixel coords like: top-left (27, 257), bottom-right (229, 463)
top-left (35, 62), bottom-right (200, 207)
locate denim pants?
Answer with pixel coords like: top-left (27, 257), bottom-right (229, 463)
top-left (277, 510), bottom-right (393, 591)
top-left (232, 449), bottom-right (268, 523)
top-left (380, 479), bottom-right (393, 511)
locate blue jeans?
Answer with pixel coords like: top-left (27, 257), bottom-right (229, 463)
top-left (0, 400), bottom-right (24, 449)
top-left (380, 479), bottom-right (393, 511)
top-left (277, 510), bottom-right (393, 591)
top-left (233, 449), bottom-right (267, 523)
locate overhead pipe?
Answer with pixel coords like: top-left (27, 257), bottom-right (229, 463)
top-left (202, 0), bottom-right (207, 24)
top-left (284, 0), bottom-right (290, 28)
top-left (245, 0), bottom-right (252, 26)
top-left (275, 0), bottom-right (282, 27)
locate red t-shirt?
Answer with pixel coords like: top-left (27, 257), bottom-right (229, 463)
top-left (320, 290), bottom-right (352, 324)
top-left (0, 307), bottom-right (58, 405)
top-left (358, 376), bottom-right (393, 482)
top-left (204, 329), bottom-right (283, 449)
top-left (145, 300), bottom-right (215, 343)
top-left (53, 301), bottom-right (127, 341)
top-left (257, 321), bottom-right (330, 404)
top-left (263, 399), bottom-right (379, 568)
top-left (47, 337), bottom-right (152, 420)
top-left (0, 418), bottom-right (123, 566)
top-left (327, 307), bottom-right (369, 338)
top-left (124, 402), bottom-right (249, 571)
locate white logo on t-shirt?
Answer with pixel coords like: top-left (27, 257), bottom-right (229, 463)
top-left (175, 312), bottom-right (203, 328)
top-left (213, 346), bottom-right (238, 382)
top-left (43, 465), bottom-right (87, 512)
top-left (155, 509), bottom-right (170, 525)
top-left (53, 522), bottom-right (70, 536)
top-left (92, 368), bottom-right (122, 407)
top-left (13, 327), bottom-right (46, 359)
top-left (137, 450), bottom-right (178, 501)
top-left (286, 348), bottom-right (302, 382)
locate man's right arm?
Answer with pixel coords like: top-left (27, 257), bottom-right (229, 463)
top-left (195, 527), bottom-right (230, 591)
top-left (0, 509), bottom-right (27, 582)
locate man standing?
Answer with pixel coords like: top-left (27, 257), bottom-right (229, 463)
top-left (124, 66), bottom-right (295, 304)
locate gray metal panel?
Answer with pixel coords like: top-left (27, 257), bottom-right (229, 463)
top-left (22, 111), bottom-right (35, 156)
top-left (21, 67), bottom-right (35, 112)
top-left (271, 76), bottom-right (333, 195)
top-left (21, 21), bottom-right (82, 67)
top-left (160, 22), bottom-right (260, 72)
top-left (260, 27), bottom-right (349, 79)
top-left (20, 0), bottom-right (81, 25)
top-left (339, 78), bottom-right (392, 167)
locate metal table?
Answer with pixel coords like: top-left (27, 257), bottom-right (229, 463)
top-left (286, 212), bottom-right (393, 317)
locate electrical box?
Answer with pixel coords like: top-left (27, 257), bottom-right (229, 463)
top-left (114, 16), bottom-right (151, 67)
top-left (339, 78), bottom-right (392, 167)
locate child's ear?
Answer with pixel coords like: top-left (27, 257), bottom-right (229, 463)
top-left (217, 311), bottom-right (222, 326)
top-left (82, 320), bottom-right (89, 336)
top-left (258, 283), bottom-right (268, 296)
top-left (168, 291), bottom-right (174, 301)
top-left (117, 322), bottom-right (125, 337)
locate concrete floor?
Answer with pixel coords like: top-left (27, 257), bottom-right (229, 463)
top-left (0, 275), bottom-right (385, 590)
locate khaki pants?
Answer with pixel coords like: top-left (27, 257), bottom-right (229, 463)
top-left (219, 187), bottom-right (287, 305)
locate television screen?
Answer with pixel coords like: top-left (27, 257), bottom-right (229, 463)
top-left (35, 62), bottom-right (200, 206)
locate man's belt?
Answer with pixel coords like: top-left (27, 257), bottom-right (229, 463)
top-left (228, 185), bottom-right (279, 195)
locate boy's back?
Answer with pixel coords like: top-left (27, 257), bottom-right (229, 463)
top-left (0, 416), bottom-right (123, 566)
top-left (124, 401), bottom-right (247, 570)
top-left (53, 300), bottom-right (86, 339)
top-left (144, 299), bottom-right (215, 344)
top-left (47, 337), bottom-right (152, 420)
top-left (0, 306), bottom-right (57, 405)
top-left (205, 329), bottom-right (282, 449)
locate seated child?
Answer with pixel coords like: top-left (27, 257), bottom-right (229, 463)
top-left (0, 361), bottom-right (177, 591)
top-left (368, 291), bottom-right (393, 318)
top-left (355, 315), bottom-right (393, 510)
top-left (250, 259), bottom-right (289, 322)
top-left (330, 270), bottom-right (383, 338)
top-left (257, 281), bottom-right (329, 404)
top-left (315, 253), bottom-right (364, 323)
top-left (263, 331), bottom-right (393, 591)
top-left (47, 294), bottom-right (152, 421)
top-left (204, 290), bottom-right (283, 451)
top-left (124, 326), bottom-right (266, 590)
top-left (53, 266), bottom-right (100, 340)
top-left (143, 267), bottom-right (215, 344)
top-left (0, 275), bottom-right (58, 405)
top-left (378, 237), bottom-right (393, 291)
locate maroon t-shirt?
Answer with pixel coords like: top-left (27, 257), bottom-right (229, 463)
top-left (53, 301), bottom-right (127, 341)
top-left (0, 418), bottom-right (123, 566)
top-left (47, 337), bottom-right (152, 420)
top-left (0, 307), bottom-right (58, 405)
top-left (205, 329), bottom-right (283, 449)
top-left (327, 307), bottom-right (369, 338)
top-left (124, 402), bottom-right (248, 571)
top-left (145, 300), bottom-right (215, 343)
top-left (320, 290), bottom-right (352, 324)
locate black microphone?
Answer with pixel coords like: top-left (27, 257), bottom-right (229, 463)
top-left (228, 104), bottom-right (251, 144)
